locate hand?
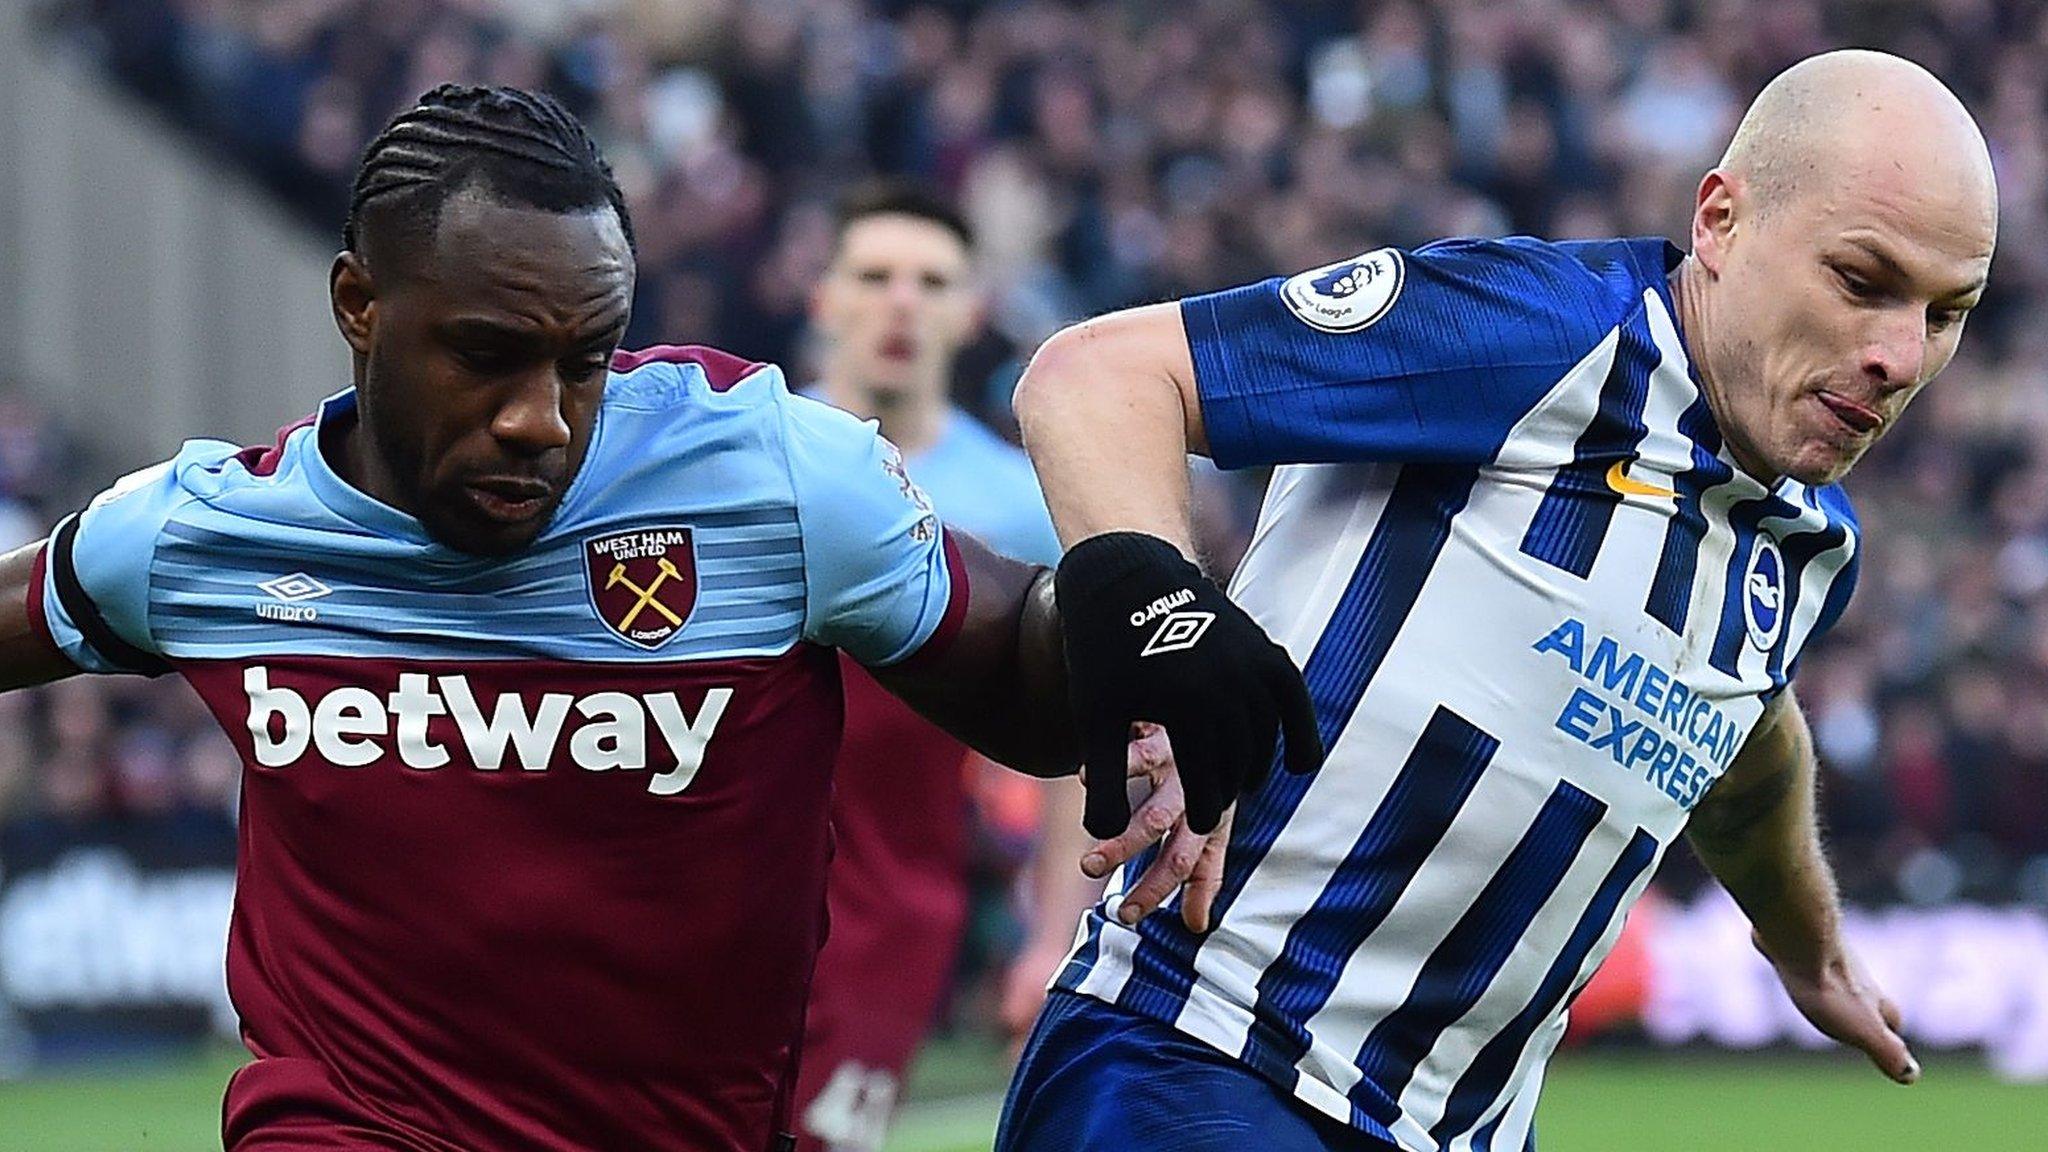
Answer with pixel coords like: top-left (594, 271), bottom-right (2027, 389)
top-left (1078, 722), bottom-right (1232, 933)
top-left (1055, 531), bottom-right (1323, 838)
top-left (1758, 932), bottom-right (1919, 1084)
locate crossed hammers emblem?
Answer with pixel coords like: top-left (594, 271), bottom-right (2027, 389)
top-left (605, 558), bottom-right (687, 630)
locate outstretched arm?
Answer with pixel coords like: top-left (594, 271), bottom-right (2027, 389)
top-left (0, 540), bottom-right (81, 692)
top-left (1013, 301), bottom-right (1322, 852)
top-left (1013, 302), bottom-right (1206, 551)
top-left (869, 531), bottom-right (1072, 775)
top-left (1687, 690), bottom-right (1918, 1084)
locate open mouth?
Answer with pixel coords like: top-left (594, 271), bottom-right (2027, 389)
top-left (878, 334), bottom-right (917, 363)
top-left (1816, 391), bottom-right (1884, 435)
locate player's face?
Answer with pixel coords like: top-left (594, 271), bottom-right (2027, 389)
top-left (337, 194), bottom-right (634, 555)
top-left (812, 215), bottom-right (976, 402)
top-left (1695, 160), bottom-right (1993, 486)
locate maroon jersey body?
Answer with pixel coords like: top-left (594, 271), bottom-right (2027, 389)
top-left (35, 347), bottom-right (964, 1151)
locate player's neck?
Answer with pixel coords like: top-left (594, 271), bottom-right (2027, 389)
top-left (1671, 256), bottom-right (1778, 485)
top-left (324, 408), bottom-right (417, 518)
top-left (822, 378), bottom-right (948, 456)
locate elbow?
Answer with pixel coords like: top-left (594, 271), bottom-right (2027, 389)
top-left (1012, 321), bottom-right (1095, 442)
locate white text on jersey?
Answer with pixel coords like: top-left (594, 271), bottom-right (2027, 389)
top-left (242, 667), bottom-right (731, 794)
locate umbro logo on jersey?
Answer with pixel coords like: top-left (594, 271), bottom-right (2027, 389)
top-left (1604, 460), bottom-right (1675, 500)
top-left (1141, 611), bottom-right (1215, 657)
top-left (256, 573), bottom-right (332, 622)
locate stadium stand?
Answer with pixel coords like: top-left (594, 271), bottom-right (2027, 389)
top-left (13, 0), bottom-right (2048, 1050)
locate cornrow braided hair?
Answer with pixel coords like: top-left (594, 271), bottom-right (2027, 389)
top-left (344, 83), bottom-right (635, 263)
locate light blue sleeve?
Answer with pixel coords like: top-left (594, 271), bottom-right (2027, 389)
top-left (42, 445), bottom-right (225, 674)
top-left (931, 421), bottom-right (1063, 567)
top-left (779, 391), bottom-right (958, 667)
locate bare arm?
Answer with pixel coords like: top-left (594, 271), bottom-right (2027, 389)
top-left (869, 531), bottom-right (1074, 776)
top-left (0, 540), bottom-right (81, 692)
top-left (1687, 690), bottom-right (1917, 1083)
top-left (1013, 302), bottom-right (1205, 551)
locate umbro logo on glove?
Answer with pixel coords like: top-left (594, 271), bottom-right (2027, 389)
top-left (1056, 531), bottom-right (1325, 836)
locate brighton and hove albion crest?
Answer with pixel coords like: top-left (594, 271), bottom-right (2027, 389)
top-left (585, 527), bottom-right (699, 650)
top-left (1744, 535), bottom-right (1785, 651)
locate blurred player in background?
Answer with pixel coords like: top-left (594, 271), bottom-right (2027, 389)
top-left (0, 85), bottom-right (1298, 1152)
top-left (793, 183), bottom-right (1099, 1152)
top-left (1007, 50), bottom-right (1995, 1152)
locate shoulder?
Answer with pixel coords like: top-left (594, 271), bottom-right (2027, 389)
top-left (1808, 482), bottom-right (1861, 539)
top-left (605, 344), bottom-right (780, 410)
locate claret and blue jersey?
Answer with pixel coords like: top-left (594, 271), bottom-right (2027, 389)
top-left (1055, 237), bottom-right (1859, 1152)
top-left (31, 345), bottom-right (965, 1152)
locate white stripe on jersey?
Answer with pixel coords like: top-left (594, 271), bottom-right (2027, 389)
top-left (1059, 286), bottom-right (1860, 1152)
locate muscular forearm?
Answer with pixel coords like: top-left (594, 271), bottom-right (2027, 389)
top-left (876, 559), bottom-right (1076, 776)
top-left (1686, 695), bottom-right (1845, 973)
top-left (1014, 304), bottom-right (1201, 553)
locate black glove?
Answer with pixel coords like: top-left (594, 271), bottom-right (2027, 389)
top-left (1056, 531), bottom-right (1324, 837)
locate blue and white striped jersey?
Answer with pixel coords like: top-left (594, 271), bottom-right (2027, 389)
top-left (1056, 237), bottom-right (1859, 1152)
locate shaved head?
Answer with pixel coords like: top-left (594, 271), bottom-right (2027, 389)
top-left (1719, 49), bottom-right (1995, 223)
top-left (1677, 48), bottom-right (1998, 486)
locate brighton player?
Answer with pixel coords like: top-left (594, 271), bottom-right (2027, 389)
top-left (793, 183), bottom-right (1095, 1152)
top-left (0, 87), bottom-right (1307, 1152)
top-left (1010, 50), bottom-right (1994, 1151)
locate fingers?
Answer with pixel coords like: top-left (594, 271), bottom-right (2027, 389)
top-left (1080, 719), bottom-right (1134, 839)
top-left (1179, 806), bottom-right (1234, 933)
top-left (1117, 813), bottom-right (1213, 925)
top-left (1822, 980), bottom-right (1918, 1085)
top-left (1271, 659), bottom-right (1325, 776)
top-left (1857, 1011), bottom-right (1919, 1085)
top-left (1867, 994), bottom-right (1919, 1084)
top-left (1083, 763), bottom-right (1184, 879)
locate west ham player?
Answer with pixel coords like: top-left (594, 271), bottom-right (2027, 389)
top-left (0, 86), bottom-right (1306, 1152)
top-left (794, 184), bottom-right (1095, 1152)
top-left (1008, 51), bottom-right (1995, 1151)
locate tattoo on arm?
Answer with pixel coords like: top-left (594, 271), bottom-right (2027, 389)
top-left (1688, 762), bottom-right (1799, 852)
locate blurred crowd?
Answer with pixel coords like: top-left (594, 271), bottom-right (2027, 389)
top-left (29, 0), bottom-right (2048, 914)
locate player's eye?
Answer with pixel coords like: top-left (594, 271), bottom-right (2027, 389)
top-left (561, 356), bottom-right (609, 382)
top-left (921, 272), bottom-right (950, 291)
top-left (454, 347), bottom-right (515, 374)
top-left (1832, 265), bottom-right (1882, 301)
top-left (1928, 307), bottom-right (1967, 334)
top-left (856, 269), bottom-right (890, 286)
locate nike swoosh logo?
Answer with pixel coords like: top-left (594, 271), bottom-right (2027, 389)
top-left (1606, 460), bottom-right (1676, 499)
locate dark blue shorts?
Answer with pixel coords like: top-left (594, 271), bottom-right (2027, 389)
top-left (996, 991), bottom-right (1400, 1152)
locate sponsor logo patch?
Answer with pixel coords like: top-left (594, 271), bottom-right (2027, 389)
top-left (585, 527), bottom-right (699, 650)
top-left (1280, 247), bottom-right (1405, 332)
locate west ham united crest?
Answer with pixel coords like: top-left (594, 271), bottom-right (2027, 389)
top-left (585, 527), bottom-right (699, 650)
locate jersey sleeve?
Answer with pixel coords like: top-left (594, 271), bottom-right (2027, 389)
top-left (1183, 236), bottom-right (1629, 469)
top-left (976, 462), bottom-right (1064, 568)
top-left (781, 392), bottom-right (962, 667)
top-left (39, 452), bottom-right (209, 675)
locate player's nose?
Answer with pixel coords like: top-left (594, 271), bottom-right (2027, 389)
top-left (1863, 311), bottom-right (1928, 393)
top-left (490, 373), bottom-right (573, 454)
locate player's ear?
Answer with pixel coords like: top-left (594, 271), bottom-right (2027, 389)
top-left (330, 251), bottom-right (376, 356)
top-left (1691, 169), bottom-right (1738, 276)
